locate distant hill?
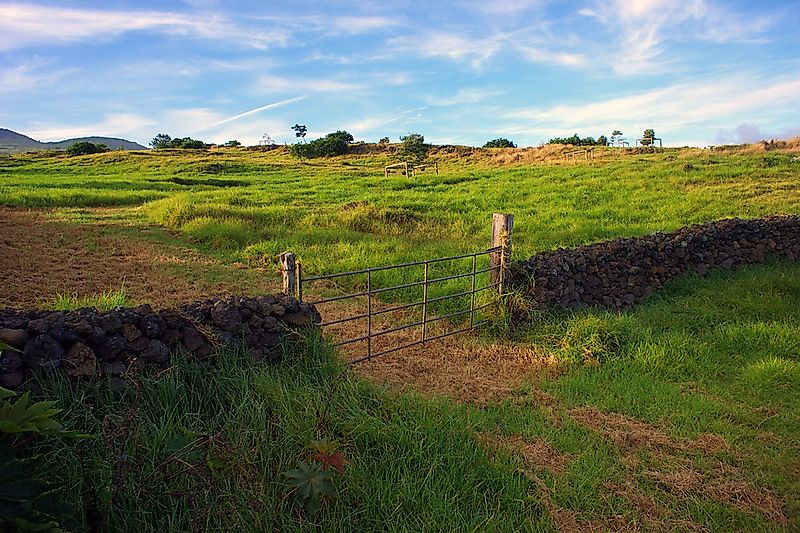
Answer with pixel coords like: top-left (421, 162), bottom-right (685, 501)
top-left (0, 128), bottom-right (147, 154)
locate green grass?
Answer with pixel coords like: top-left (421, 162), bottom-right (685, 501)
top-left (2, 145), bottom-right (798, 313)
top-left (28, 261), bottom-right (800, 531)
top-left (46, 286), bottom-right (130, 312)
top-left (4, 145), bottom-right (799, 529)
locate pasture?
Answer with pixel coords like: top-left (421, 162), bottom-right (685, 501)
top-left (1, 143), bottom-right (799, 530)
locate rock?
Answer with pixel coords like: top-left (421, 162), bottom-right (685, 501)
top-left (98, 314), bottom-right (122, 333)
top-left (95, 335), bottom-right (127, 360)
top-left (24, 334), bottom-right (65, 373)
top-left (62, 342), bottom-right (97, 378)
top-left (128, 335), bottom-right (151, 353)
top-left (99, 362), bottom-right (127, 376)
top-left (0, 328), bottom-right (28, 349)
top-left (0, 352), bottom-right (23, 373)
top-left (281, 312), bottom-right (315, 326)
top-left (121, 323), bottom-right (142, 342)
top-left (138, 314), bottom-right (165, 338)
top-left (140, 339), bottom-right (169, 364)
top-left (211, 301), bottom-right (241, 331)
top-left (160, 328), bottom-right (181, 347)
top-left (182, 327), bottom-right (206, 351)
top-left (0, 370), bottom-right (24, 389)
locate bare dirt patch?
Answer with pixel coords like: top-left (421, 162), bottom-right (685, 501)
top-left (0, 207), bottom-right (278, 309)
top-left (478, 432), bottom-right (571, 475)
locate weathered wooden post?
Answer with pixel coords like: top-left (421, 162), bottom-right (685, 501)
top-left (490, 213), bottom-right (514, 293)
top-left (280, 251), bottom-right (298, 298)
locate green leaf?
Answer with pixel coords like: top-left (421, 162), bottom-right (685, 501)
top-left (0, 341), bottom-right (22, 354)
top-left (283, 461), bottom-right (337, 515)
top-left (0, 392), bottom-right (86, 438)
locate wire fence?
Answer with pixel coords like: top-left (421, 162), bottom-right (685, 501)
top-left (298, 245), bottom-right (504, 364)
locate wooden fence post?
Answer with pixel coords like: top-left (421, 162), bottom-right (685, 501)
top-left (280, 251), bottom-right (298, 298)
top-left (490, 213), bottom-right (514, 292)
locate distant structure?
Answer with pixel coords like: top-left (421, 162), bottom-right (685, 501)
top-left (259, 133), bottom-right (276, 147)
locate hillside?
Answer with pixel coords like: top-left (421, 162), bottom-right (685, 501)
top-left (0, 127), bottom-right (146, 153)
top-left (1, 143), bottom-right (799, 530)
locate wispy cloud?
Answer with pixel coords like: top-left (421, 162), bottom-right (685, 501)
top-left (388, 29), bottom-right (585, 71)
top-left (255, 74), bottom-right (365, 94)
top-left (424, 88), bottom-right (503, 106)
top-left (201, 96), bottom-right (308, 129)
top-left (0, 58), bottom-right (78, 93)
top-left (579, 0), bottom-right (775, 74)
top-left (0, 3), bottom-right (288, 50)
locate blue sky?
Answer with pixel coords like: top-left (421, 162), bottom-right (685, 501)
top-left (1, 0), bottom-right (799, 147)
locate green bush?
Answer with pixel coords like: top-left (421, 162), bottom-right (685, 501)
top-left (399, 133), bottom-right (428, 163)
top-left (483, 138), bottom-right (516, 148)
top-left (66, 142), bottom-right (109, 156)
top-left (290, 131), bottom-right (354, 159)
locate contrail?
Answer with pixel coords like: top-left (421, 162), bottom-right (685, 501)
top-left (203, 95), bottom-right (308, 129)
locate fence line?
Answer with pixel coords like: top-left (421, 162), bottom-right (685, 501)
top-left (281, 213), bottom-right (513, 364)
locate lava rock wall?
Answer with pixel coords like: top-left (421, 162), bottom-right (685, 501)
top-left (509, 216), bottom-right (800, 310)
top-left (0, 295), bottom-right (320, 391)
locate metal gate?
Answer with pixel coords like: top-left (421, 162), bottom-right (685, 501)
top-left (295, 245), bottom-right (505, 364)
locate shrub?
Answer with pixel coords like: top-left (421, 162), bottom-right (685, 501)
top-left (149, 133), bottom-right (207, 149)
top-left (399, 133), bottom-right (429, 163)
top-left (66, 142), bottom-right (109, 156)
top-left (483, 138), bottom-right (516, 148)
top-left (290, 131), bottom-right (354, 159)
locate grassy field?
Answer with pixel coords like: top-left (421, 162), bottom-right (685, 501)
top-left (2, 143), bottom-right (799, 530)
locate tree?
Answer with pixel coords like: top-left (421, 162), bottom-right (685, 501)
top-left (378, 137), bottom-right (390, 144)
top-left (170, 137), bottom-right (206, 149)
top-left (610, 130), bottom-right (624, 146)
top-left (150, 133), bottom-right (172, 149)
top-left (483, 138), bottom-right (516, 148)
top-left (223, 140), bottom-right (242, 147)
top-left (289, 130), bottom-right (354, 159)
top-left (641, 128), bottom-right (655, 146)
top-left (547, 133), bottom-right (608, 146)
top-left (291, 124), bottom-right (307, 143)
top-left (66, 141), bottom-right (109, 156)
top-left (399, 133), bottom-right (428, 163)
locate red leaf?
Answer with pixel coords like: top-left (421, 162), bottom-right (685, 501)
top-left (311, 451), bottom-right (348, 473)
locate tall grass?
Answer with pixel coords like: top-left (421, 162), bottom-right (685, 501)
top-left (30, 261), bottom-right (800, 530)
top-left (46, 286), bottom-right (129, 311)
top-left (34, 337), bottom-right (543, 531)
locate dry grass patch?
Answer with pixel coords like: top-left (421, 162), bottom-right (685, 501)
top-left (569, 406), bottom-right (788, 526)
top-left (478, 432), bottom-right (572, 476)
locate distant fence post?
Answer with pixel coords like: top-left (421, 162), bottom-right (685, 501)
top-left (280, 251), bottom-right (298, 298)
top-left (490, 213), bottom-right (514, 293)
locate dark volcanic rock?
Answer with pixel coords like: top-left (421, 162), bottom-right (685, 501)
top-left (509, 216), bottom-right (800, 311)
top-left (0, 294), bottom-right (319, 391)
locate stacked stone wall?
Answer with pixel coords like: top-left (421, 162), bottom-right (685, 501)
top-left (0, 295), bottom-right (320, 391)
top-left (509, 216), bottom-right (800, 310)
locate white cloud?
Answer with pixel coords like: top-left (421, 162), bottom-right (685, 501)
top-left (0, 3), bottom-right (288, 50)
top-left (255, 74), bottom-right (365, 94)
top-left (0, 59), bottom-right (78, 93)
top-left (716, 123), bottom-right (800, 145)
top-left (26, 113), bottom-right (156, 141)
top-left (503, 74), bottom-right (800, 145)
top-left (424, 88), bottom-right (503, 106)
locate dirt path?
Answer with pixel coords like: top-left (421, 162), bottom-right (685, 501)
top-left (0, 207), bottom-right (278, 309)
